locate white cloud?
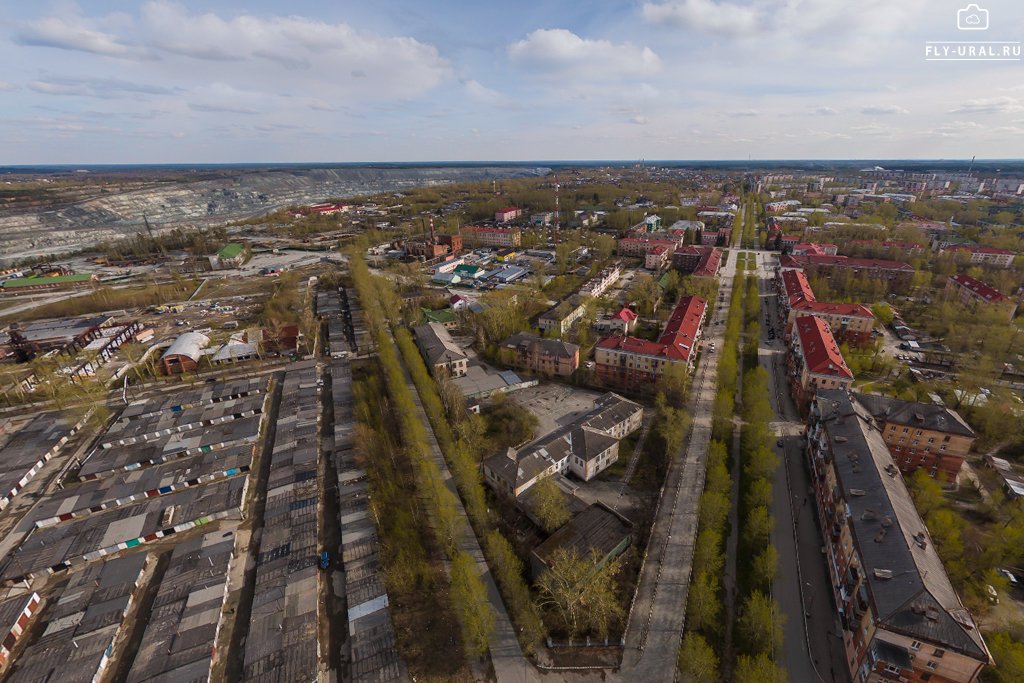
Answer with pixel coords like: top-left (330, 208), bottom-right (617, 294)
top-left (15, 16), bottom-right (135, 57)
top-left (0, 82), bottom-right (18, 92)
top-left (860, 105), bottom-right (909, 115)
top-left (641, 0), bottom-right (927, 54)
top-left (463, 80), bottom-right (511, 107)
top-left (814, 106), bottom-right (839, 116)
top-left (919, 121), bottom-right (982, 138)
top-left (16, 2), bottom-right (451, 103)
top-left (949, 97), bottom-right (1024, 115)
top-left (27, 77), bottom-right (176, 99)
top-left (729, 109), bottom-right (759, 117)
top-left (508, 29), bottom-right (660, 79)
top-left (642, 0), bottom-right (758, 36)
top-left (134, 1), bottom-right (450, 98)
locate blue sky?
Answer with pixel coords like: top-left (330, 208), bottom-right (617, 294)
top-left (1, 0), bottom-right (1023, 163)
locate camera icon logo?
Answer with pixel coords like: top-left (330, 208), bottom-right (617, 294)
top-left (957, 4), bottom-right (989, 30)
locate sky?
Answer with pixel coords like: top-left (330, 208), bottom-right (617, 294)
top-left (1, 0), bottom-right (1023, 163)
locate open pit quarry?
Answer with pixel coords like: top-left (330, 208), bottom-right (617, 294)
top-left (0, 165), bottom-right (548, 261)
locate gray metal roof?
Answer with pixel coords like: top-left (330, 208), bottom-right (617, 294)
top-left (501, 331), bottom-right (580, 360)
top-left (161, 332), bottom-right (210, 362)
top-left (813, 391), bottom-right (989, 661)
top-left (531, 503), bottom-right (632, 569)
top-left (412, 322), bottom-right (466, 365)
top-left (852, 392), bottom-right (976, 438)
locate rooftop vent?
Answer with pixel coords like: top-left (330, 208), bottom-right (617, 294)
top-left (861, 508), bottom-right (878, 520)
top-left (874, 528), bottom-right (887, 543)
top-left (874, 568), bottom-right (894, 579)
top-left (881, 516), bottom-right (893, 528)
top-left (850, 488), bottom-right (867, 496)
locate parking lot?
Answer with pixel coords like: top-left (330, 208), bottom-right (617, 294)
top-left (508, 382), bottom-right (606, 436)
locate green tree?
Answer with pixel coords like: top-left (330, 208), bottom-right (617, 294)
top-left (536, 548), bottom-right (624, 639)
top-left (737, 591), bottom-right (785, 656)
top-left (908, 469), bottom-right (946, 518)
top-left (685, 570), bottom-right (722, 636)
top-left (734, 653), bottom-right (788, 683)
top-left (677, 631), bottom-right (720, 683)
top-left (751, 545), bottom-right (779, 589)
top-left (532, 476), bottom-right (571, 533)
top-left (450, 551), bottom-right (496, 659)
top-left (871, 302), bottom-right (894, 326)
top-left (742, 506), bottom-right (774, 551)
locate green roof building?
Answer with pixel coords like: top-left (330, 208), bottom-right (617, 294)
top-left (421, 307), bottom-right (457, 328)
top-left (1, 273), bottom-right (95, 289)
top-left (216, 243), bottom-right (245, 267)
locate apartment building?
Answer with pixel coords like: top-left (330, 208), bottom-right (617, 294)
top-left (595, 295), bottom-right (707, 390)
top-left (617, 237), bottom-right (681, 258)
top-left (807, 391), bottom-right (990, 683)
top-left (789, 315), bottom-right (854, 409)
top-left (495, 207), bottom-right (522, 223)
top-left (789, 300), bottom-right (875, 346)
top-left (580, 264), bottom-right (621, 298)
top-left (538, 297), bottom-right (587, 337)
top-left (779, 268), bottom-right (817, 312)
top-left (645, 245), bottom-right (670, 270)
top-left (941, 245), bottom-right (1016, 268)
top-left (946, 274), bottom-right (1018, 321)
top-left (671, 246), bottom-right (720, 276)
top-left (499, 332), bottom-right (580, 377)
top-left (462, 225), bottom-right (522, 248)
top-left (780, 254), bottom-right (915, 293)
top-left (853, 393), bottom-right (976, 483)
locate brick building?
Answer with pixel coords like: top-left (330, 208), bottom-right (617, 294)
top-left (499, 332), bottom-right (580, 377)
top-left (946, 274), bottom-right (1017, 321)
top-left (807, 391), bottom-right (990, 683)
top-left (789, 315), bottom-right (853, 409)
top-left (595, 295), bottom-right (706, 391)
top-left (853, 393), bottom-right (976, 483)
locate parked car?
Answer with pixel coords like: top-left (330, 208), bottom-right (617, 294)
top-left (998, 568), bottom-right (1019, 586)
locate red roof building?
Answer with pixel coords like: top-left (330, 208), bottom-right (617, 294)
top-left (792, 243), bottom-right (838, 256)
top-left (946, 274), bottom-right (1018, 321)
top-left (848, 240), bottom-right (925, 255)
top-left (780, 254), bottom-right (915, 292)
top-left (941, 245), bottom-right (1017, 267)
top-left (595, 296), bottom-right (707, 390)
top-left (495, 207), bottom-right (522, 223)
top-left (789, 300), bottom-right (875, 346)
top-left (790, 315), bottom-right (853, 409)
top-left (671, 245), bottom-right (722, 277)
top-left (617, 237), bottom-right (681, 258)
top-left (462, 225), bottom-right (522, 247)
top-left (779, 269), bottom-right (816, 310)
top-left (692, 247), bottom-right (722, 277)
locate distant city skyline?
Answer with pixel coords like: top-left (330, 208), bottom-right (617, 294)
top-left (2, 0), bottom-right (1023, 164)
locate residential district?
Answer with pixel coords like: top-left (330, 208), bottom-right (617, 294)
top-left (1, 165), bottom-right (1024, 683)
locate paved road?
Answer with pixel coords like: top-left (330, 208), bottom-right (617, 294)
top-left (389, 330), bottom-right (538, 683)
top-left (753, 251), bottom-right (851, 683)
top-left (618, 242), bottom-right (740, 681)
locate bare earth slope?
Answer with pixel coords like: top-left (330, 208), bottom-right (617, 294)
top-left (0, 165), bottom-right (548, 259)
